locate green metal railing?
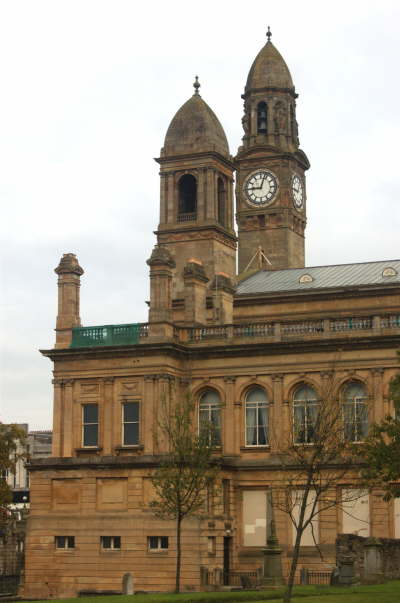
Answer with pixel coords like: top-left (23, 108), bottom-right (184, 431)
top-left (70, 323), bottom-right (148, 348)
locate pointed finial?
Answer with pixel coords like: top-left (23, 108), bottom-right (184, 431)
top-left (193, 75), bottom-right (200, 95)
top-left (266, 26), bottom-right (272, 42)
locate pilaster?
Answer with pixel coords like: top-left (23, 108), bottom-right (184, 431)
top-left (224, 377), bottom-right (236, 455)
top-left (62, 379), bottom-right (74, 457)
top-left (103, 378), bottom-right (115, 455)
top-left (52, 379), bottom-right (63, 456)
top-left (271, 374), bottom-right (284, 450)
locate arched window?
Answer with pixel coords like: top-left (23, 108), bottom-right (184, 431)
top-left (245, 386), bottom-right (269, 446)
top-left (293, 385), bottom-right (318, 443)
top-left (178, 174), bottom-right (197, 219)
top-left (342, 382), bottom-right (368, 442)
top-left (257, 102), bottom-right (268, 134)
top-left (199, 389), bottom-right (221, 446)
top-left (217, 177), bottom-right (226, 226)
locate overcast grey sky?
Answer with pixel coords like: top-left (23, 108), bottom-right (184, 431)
top-left (1, 0), bottom-right (399, 429)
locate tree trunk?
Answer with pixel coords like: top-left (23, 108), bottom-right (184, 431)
top-left (283, 482), bottom-right (311, 603)
top-left (175, 515), bottom-right (182, 593)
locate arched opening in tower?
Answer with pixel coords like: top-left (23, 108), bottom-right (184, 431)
top-left (178, 174), bottom-right (197, 220)
top-left (257, 101), bottom-right (268, 134)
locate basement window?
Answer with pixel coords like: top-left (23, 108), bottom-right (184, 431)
top-left (148, 536), bottom-right (169, 551)
top-left (55, 536), bottom-right (75, 549)
top-left (100, 536), bottom-right (121, 550)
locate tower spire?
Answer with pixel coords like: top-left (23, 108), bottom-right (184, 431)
top-left (193, 75), bottom-right (200, 95)
top-left (266, 26), bottom-right (272, 42)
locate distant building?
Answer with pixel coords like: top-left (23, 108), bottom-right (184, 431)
top-left (3, 425), bottom-right (52, 507)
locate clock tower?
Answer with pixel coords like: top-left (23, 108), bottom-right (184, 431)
top-left (235, 29), bottom-right (310, 273)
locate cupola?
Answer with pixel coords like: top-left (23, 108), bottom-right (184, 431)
top-left (161, 77), bottom-right (230, 158)
top-left (245, 31), bottom-right (294, 92)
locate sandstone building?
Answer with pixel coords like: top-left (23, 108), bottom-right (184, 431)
top-left (23, 33), bottom-right (400, 597)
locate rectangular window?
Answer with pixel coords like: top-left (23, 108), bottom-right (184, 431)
top-left (343, 401), bottom-right (368, 442)
top-left (100, 536), bottom-right (121, 550)
top-left (246, 402), bottom-right (268, 446)
top-left (208, 536), bottom-right (216, 555)
top-left (148, 536), bottom-right (168, 551)
top-left (55, 536), bottom-right (75, 549)
top-left (82, 404), bottom-right (98, 447)
top-left (291, 489), bottom-right (319, 546)
top-left (199, 404), bottom-right (221, 446)
top-left (242, 490), bottom-right (267, 546)
top-left (342, 489), bottom-right (370, 537)
top-left (122, 401), bottom-right (139, 445)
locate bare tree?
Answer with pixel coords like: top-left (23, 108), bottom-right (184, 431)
top-left (149, 392), bottom-right (219, 593)
top-left (271, 373), bottom-right (365, 603)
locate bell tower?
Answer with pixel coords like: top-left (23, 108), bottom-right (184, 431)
top-left (154, 78), bottom-right (236, 301)
top-left (235, 29), bottom-right (310, 274)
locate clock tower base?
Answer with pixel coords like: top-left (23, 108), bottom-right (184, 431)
top-left (238, 214), bottom-right (305, 273)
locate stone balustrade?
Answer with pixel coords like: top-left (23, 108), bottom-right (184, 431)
top-left (69, 314), bottom-right (400, 348)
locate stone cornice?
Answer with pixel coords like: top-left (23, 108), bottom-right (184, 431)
top-left (28, 454), bottom-right (367, 473)
top-left (155, 151), bottom-right (235, 170)
top-left (40, 334), bottom-right (399, 364)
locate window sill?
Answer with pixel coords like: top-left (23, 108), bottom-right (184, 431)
top-left (115, 445), bottom-right (144, 453)
top-left (240, 446), bottom-right (270, 451)
top-left (55, 549), bottom-right (75, 553)
top-left (100, 549), bottom-right (121, 554)
top-left (147, 550), bottom-right (168, 555)
top-left (75, 447), bottom-right (103, 455)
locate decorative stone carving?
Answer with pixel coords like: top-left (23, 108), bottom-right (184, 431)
top-left (183, 260), bottom-right (209, 283)
top-left (54, 253), bottom-right (84, 276)
top-left (273, 101), bottom-right (287, 134)
top-left (146, 245), bottom-right (175, 268)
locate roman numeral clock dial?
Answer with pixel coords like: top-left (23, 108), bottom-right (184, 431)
top-left (292, 174), bottom-right (304, 209)
top-left (244, 170), bottom-right (278, 207)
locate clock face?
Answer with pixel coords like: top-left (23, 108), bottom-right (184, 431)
top-left (244, 170), bottom-right (278, 206)
top-left (292, 174), bottom-right (304, 209)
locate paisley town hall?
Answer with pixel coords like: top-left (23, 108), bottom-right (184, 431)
top-left (22, 31), bottom-right (400, 597)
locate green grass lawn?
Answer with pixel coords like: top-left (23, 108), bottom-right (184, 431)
top-left (23, 580), bottom-right (400, 603)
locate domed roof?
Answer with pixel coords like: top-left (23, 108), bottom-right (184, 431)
top-left (246, 40), bottom-right (293, 91)
top-left (162, 79), bottom-right (229, 157)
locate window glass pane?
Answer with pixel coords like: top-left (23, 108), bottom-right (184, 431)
top-left (294, 386), bottom-right (317, 402)
top-left (258, 406), bottom-right (268, 445)
top-left (356, 403), bottom-right (368, 440)
top-left (343, 403), bottom-right (355, 441)
top-left (294, 405), bottom-right (306, 443)
top-left (160, 536), bottom-right (168, 549)
top-left (114, 536), bottom-right (121, 549)
top-left (124, 422), bottom-right (139, 446)
top-left (83, 404), bottom-right (98, 423)
top-left (56, 536), bottom-right (65, 548)
top-left (246, 407), bottom-right (257, 445)
top-left (84, 424), bottom-right (98, 447)
top-left (246, 387), bottom-right (268, 403)
top-left (124, 402), bottom-right (139, 422)
top-left (67, 537), bottom-right (75, 548)
top-left (102, 536), bottom-right (111, 548)
top-left (149, 536), bottom-right (158, 549)
top-left (200, 389), bottom-right (220, 404)
top-left (344, 382), bottom-right (366, 401)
